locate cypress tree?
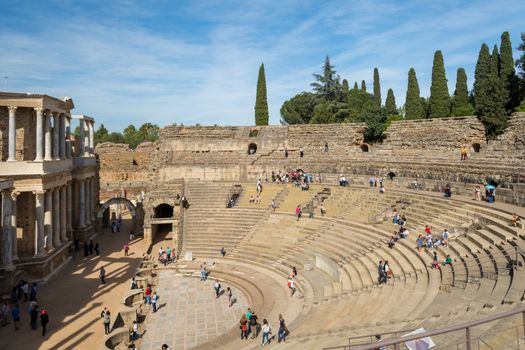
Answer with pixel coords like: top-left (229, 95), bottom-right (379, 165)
top-left (451, 68), bottom-right (474, 116)
top-left (353, 81), bottom-right (359, 90)
top-left (499, 31), bottom-right (517, 112)
top-left (255, 63), bottom-right (269, 125)
top-left (385, 88), bottom-right (397, 115)
top-left (474, 43), bottom-right (491, 116)
top-left (361, 80), bottom-right (366, 92)
top-left (373, 68), bottom-right (381, 108)
top-left (342, 79), bottom-right (349, 92)
top-left (428, 50), bottom-right (450, 118)
top-left (405, 68), bottom-right (423, 119)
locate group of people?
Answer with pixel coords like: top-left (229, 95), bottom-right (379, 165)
top-left (158, 246), bottom-right (176, 265)
top-left (239, 308), bottom-right (288, 346)
top-left (74, 239), bottom-right (100, 257)
top-left (416, 226), bottom-right (451, 252)
top-left (2, 280), bottom-right (50, 336)
top-left (262, 169), bottom-right (323, 185)
top-left (377, 260), bottom-right (392, 284)
top-left (369, 175), bottom-right (386, 193)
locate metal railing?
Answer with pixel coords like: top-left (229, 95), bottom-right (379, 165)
top-left (323, 306), bottom-right (525, 350)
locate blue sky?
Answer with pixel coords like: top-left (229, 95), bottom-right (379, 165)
top-left (0, 0), bottom-right (524, 132)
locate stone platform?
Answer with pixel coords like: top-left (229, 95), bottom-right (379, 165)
top-left (139, 270), bottom-right (249, 350)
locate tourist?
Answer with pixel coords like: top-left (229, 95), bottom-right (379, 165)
top-left (392, 209), bottom-right (399, 224)
top-left (161, 345), bottom-right (172, 350)
top-left (320, 204), bottom-right (326, 216)
top-left (378, 260), bottom-right (386, 284)
top-left (11, 304), bottom-right (20, 330)
top-left (255, 193), bottom-right (261, 205)
top-left (384, 260), bottom-right (392, 281)
top-left (460, 146), bottom-right (467, 161)
top-left (379, 184), bottom-right (385, 193)
top-left (84, 242), bottom-right (89, 257)
top-left (295, 205), bottom-right (302, 221)
top-left (292, 266), bottom-right (297, 277)
top-left (287, 276), bottom-right (296, 296)
top-left (324, 142), bottom-right (329, 152)
top-left (375, 335), bottom-right (387, 350)
top-left (166, 247), bottom-right (172, 263)
top-left (431, 252), bottom-right (440, 269)
top-left (249, 310), bottom-right (259, 339)
top-left (99, 267), bottom-right (106, 284)
top-left (131, 320), bottom-right (139, 340)
top-left (94, 242), bottom-right (99, 255)
top-left (379, 177), bottom-right (383, 187)
top-left (145, 286), bottom-right (152, 304)
top-left (278, 314), bottom-right (288, 343)
top-left (226, 287), bottom-right (233, 307)
top-left (443, 255), bottom-right (454, 266)
top-left (284, 148), bottom-right (288, 158)
top-left (30, 304), bottom-right (39, 330)
top-left (512, 213), bottom-right (521, 227)
top-left (200, 264), bottom-right (207, 281)
top-left (474, 185), bottom-right (482, 201)
top-left (74, 238), bottom-right (80, 252)
top-left (88, 240), bottom-right (94, 255)
top-left (442, 229), bottom-right (450, 247)
top-left (369, 176), bottom-right (375, 188)
top-left (299, 147), bottom-right (304, 158)
top-left (387, 235), bottom-right (396, 249)
top-left (220, 247), bottom-right (226, 257)
top-left (124, 243), bottom-right (130, 256)
top-left (40, 309), bottom-right (49, 336)
top-left (249, 195), bottom-right (254, 204)
top-left (261, 319), bottom-right (272, 345)
top-left (240, 314), bottom-right (249, 340)
top-left (214, 279), bottom-right (221, 298)
top-left (443, 183), bottom-right (452, 198)
top-left (271, 199), bottom-right (276, 212)
top-left (339, 174), bottom-right (348, 187)
top-left (129, 228), bottom-right (135, 240)
top-left (2, 301), bottom-right (10, 326)
top-left (152, 292), bottom-right (159, 313)
top-left (21, 281), bottom-right (29, 301)
top-left (101, 307), bottom-right (111, 334)
top-left (131, 277), bottom-right (138, 289)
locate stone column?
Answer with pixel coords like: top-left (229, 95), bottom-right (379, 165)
top-left (10, 191), bottom-right (18, 261)
top-left (60, 186), bottom-right (67, 242)
top-left (79, 120), bottom-right (85, 157)
top-left (2, 190), bottom-right (13, 267)
top-left (44, 110), bottom-right (53, 161)
top-left (85, 178), bottom-right (91, 226)
top-left (84, 122), bottom-right (90, 157)
top-left (59, 114), bottom-right (66, 159)
top-left (65, 117), bottom-right (72, 159)
top-left (52, 188), bottom-right (60, 247)
top-left (89, 121), bottom-right (95, 156)
top-left (7, 106), bottom-right (17, 162)
top-left (44, 189), bottom-right (53, 251)
top-left (34, 108), bottom-right (44, 161)
top-left (91, 177), bottom-right (97, 221)
top-left (66, 183), bottom-right (72, 237)
top-left (78, 180), bottom-right (86, 228)
top-left (53, 112), bottom-right (60, 160)
top-left (34, 191), bottom-right (45, 256)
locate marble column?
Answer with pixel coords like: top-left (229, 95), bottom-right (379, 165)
top-left (65, 117), bottom-right (72, 159)
top-left (34, 108), bottom-right (44, 161)
top-left (59, 114), bottom-right (66, 159)
top-left (34, 191), bottom-right (45, 256)
top-left (60, 186), bottom-right (67, 242)
top-left (44, 110), bottom-right (53, 161)
top-left (52, 188), bottom-right (60, 247)
top-left (53, 112), bottom-right (60, 160)
top-left (91, 177), bottom-right (96, 221)
top-left (79, 120), bottom-right (85, 157)
top-left (78, 180), bottom-right (86, 228)
top-left (66, 183), bottom-right (72, 237)
top-left (88, 121), bottom-right (95, 156)
top-left (7, 106), bottom-right (17, 162)
top-left (2, 190), bottom-right (13, 267)
top-left (10, 191), bottom-right (18, 261)
top-left (84, 122), bottom-right (90, 157)
top-left (44, 190), bottom-right (53, 251)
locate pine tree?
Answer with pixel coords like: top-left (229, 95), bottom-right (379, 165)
top-left (361, 80), bottom-right (366, 92)
top-left (474, 43), bottom-right (491, 116)
top-left (499, 31), bottom-right (517, 112)
top-left (385, 89), bottom-right (397, 115)
top-left (373, 68), bottom-right (381, 108)
top-left (405, 68), bottom-right (423, 119)
top-left (311, 56), bottom-right (342, 101)
top-left (342, 79), bottom-right (349, 92)
top-left (428, 50), bottom-right (450, 118)
top-left (451, 68), bottom-right (474, 116)
top-left (353, 81), bottom-right (359, 90)
top-left (255, 63), bottom-right (269, 125)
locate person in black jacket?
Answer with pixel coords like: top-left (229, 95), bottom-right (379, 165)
top-left (40, 309), bottom-right (49, 336)
top-left (30, 305), bottom-right (39, 330)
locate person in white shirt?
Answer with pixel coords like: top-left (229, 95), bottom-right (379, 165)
top-left (261, 319), bottom-right (272, 345)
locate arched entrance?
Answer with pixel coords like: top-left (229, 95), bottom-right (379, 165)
top-left (360, 144), bottom-right (369, 152)
top-left (154, 203), bottom-right (173, 218)
top-left (472, 143), bottom-right (481, 153)
top-left (97, 197), bottom-right (137, 230)
top-left (248, 143), bottom-right (257, 155)
top-left (152, 203), bottom-right (175, 245)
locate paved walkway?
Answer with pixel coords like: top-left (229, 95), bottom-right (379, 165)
top-left (0, 217), bottom-right (148, 350)
top-left (139, 270), bottom-right (249, 350)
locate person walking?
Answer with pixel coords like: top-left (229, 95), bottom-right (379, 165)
top-left (101, 307), bottom-right (111, 335)
top-left (11, 304), bottom-right (20, 330)
top-left (131, 277), bottom-right (138, 289)
top-left (40, 309), bottom-right (49, 336)
top-left (295, 205), bottom-right (301, 221)
top-left (1, 301), bottom-right (10, 326)
top-left (83, 242), bottom-right (89, 257)
top-left (129, 228), bottom-right (135, 241)
top-left (239, 314), bottom-right (248, 340)
top-left (214, 280), bottom-right (221, 299)
top-left (30, 304), bottom-right (39, 330)
top-left (123, 243), bottom-right (129, 257)
top-left (278, 314), bottom-right (288, 343)
top-left (94, 242), bottom-right (99, 255)
top-left (226, 287), bottom-right (233, 307)
top-left (261, 319), bottom-right (272, 345)
top-left (249, 311), bottom-right (259, 339)
top-left (152, 292), bottom-right (159, 313)
top-left (88, 240), bottom-right (94, 255)
top-left (99, 267), bottom-right (106, 284)
top-left (131, 320), bottom-right (139, 341)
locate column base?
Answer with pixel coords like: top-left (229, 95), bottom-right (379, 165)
top-left (6, 159), bottom-right (16, 162)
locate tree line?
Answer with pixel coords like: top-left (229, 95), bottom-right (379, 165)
top-left (92, 123), bottom-right (160, 149)
top-left (277, 31), bottom-right (525, 140)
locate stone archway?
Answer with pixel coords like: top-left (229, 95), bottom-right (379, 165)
top-left (97, 197), bottom-right (139, 232)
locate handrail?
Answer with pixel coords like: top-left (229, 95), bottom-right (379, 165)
top-left (347, 328), bottom-right (417, 346)
top-left (344, 306), bottom-right (525, 350)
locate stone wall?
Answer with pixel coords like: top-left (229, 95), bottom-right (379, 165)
top-left (486, 113), bottom-right (525, 161)
top-left (0, 107), bottom-right (37, 161)
top-left (382, 116), bottom-right (486, 155)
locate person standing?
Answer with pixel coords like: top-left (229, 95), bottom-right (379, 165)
top-left (40, 309), bottom-right (49, 336)
top-left (378, 260), bottom-right (386, 284)
top-left (123, 243), bottom-right (129, 257)
top-left (299, 147), bottom-right (304, 158)
top-left (249, 311), bottom-right (259, 339)
top-left (295, 205), bottom-right (301, 221)
top-left (129, 228), bottom-right (135, 241)
top-left (261, 319), bottom-right (272, 345)
top-left (99, 267), bottom-right (106, 284)
top-left (214, 280), bottom-right (221, 299)
top-left (1, 301), bottom-right (10, 326)
top-left (21, 281), bottom-right (29, 301)
top-left (152, 292), bottom-right (159, 313)
top-left (239, 314), bottom-right (248, 340)
top-left (226, 287), bottom-right (233, 307)
top-left (83, 242), bottom-right (89, 257)
top-left (30, 304), bottom-right (39, 330)
top-left (278, 314), bottom-right (287, 343)
top-left (131, 277), bottom-right (138, 289)
top-left (101, 307), bottom-right (111, 335)
top-left (220, 247), bottom-right (226, 257)
top-left (88, 240), bottom-right (94, 255)
top-left (94, 242), bottom-right (99, 255)
top-left (11, 304), bottom-right (20, 330)
top-left (131, 320), bottom-right (139, 341)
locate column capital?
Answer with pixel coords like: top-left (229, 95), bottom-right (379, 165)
top-left (8, 106), bottom-right (17, 112)
top-left (32, 190), bottom-right (46, 196)
top-left (46, 109), bottom-right (55, 117)
top-left (34, 107), bottom-right (44, 113)
top-left (10, 190), bottom-right (19, 200)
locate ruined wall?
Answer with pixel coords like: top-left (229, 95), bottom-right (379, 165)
top-left (382, 116), bottom-right (486, 155)
top-left (486, 113), bottom-right (525, 161)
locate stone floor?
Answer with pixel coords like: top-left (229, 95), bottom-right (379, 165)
top-left (138, 270), bottom-right (249, 350)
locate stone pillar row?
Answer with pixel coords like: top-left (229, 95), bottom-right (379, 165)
top-left (78, 119), bottom-right (95, 157)
top-left (4, 106), bottom-right (73, 162)
top-left (1, 189), bottom-right (14, 268)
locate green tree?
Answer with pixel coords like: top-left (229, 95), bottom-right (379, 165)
top-left (138, 122), bottom-right (160, 143)
top-left (108, 132), bottom-right (126, 144)
top-left (428, 50), bottom-right (450, 118)
top-left (500, 31), bottom-right (518, 112)
top-left (373, 68), bottom-right (381, 108)
top-left (516, 32), bottom-right (525, 78)
top-left (311, 56), bottom-right (342, 101)
top-left (255, 63), bottom-right (269, 125)
top-left (280, 92), bottom-right (318, 124)
top-left (451, 68), bottom-right (474, 116)
top-left (353, 81), bottom-right (359, 90)
top-left (405, 68), bottom-right (423, 119)
top-left (123, 124), bottom-right (139, 147)
top-left (385, 88), bottom-right (397, 115)
top-left (94, 124), bottom-right (109, 145)
top-left (342, 79), bottom-right (349, 92)
top-left (361, 80), bottom-right (366, 92)
top-left (356, 107), bottom-right (387, 142)
top-left (474, 43), bottom-right (491, 116)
